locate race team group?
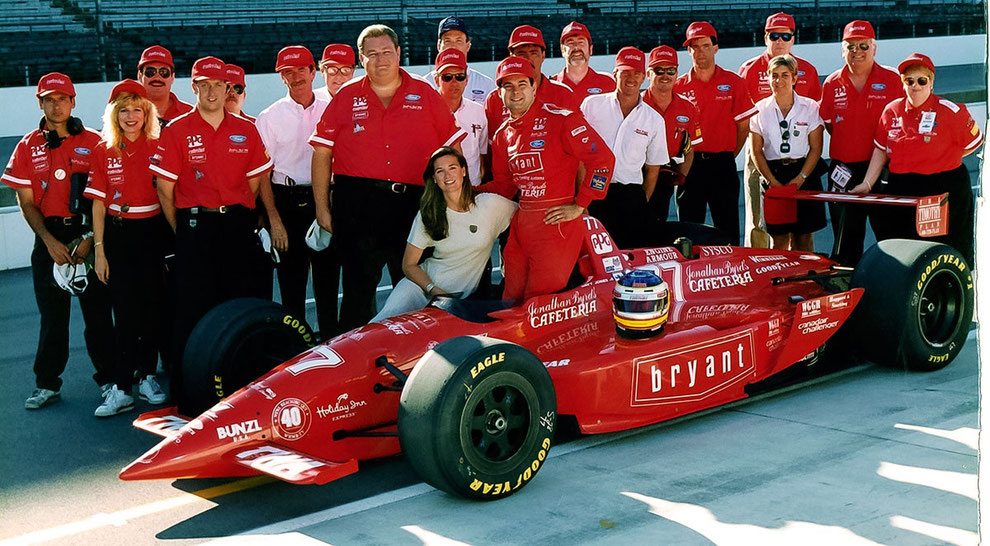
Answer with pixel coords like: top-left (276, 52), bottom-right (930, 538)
top-left (2, 13), bottom-right (982, 417)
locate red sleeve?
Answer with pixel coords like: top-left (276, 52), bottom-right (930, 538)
top-left (1, 136), bottom-right (32, 189)
top-left (309, 95), bottom-right (342, 150)
top-left (802, 63), bottom-right (823, 101)
top-left (83, 145), bottom-right (108, 201)
top-left (245, 124), bottom-right (274, 178)
top-left (819, 79), bottom-right (834, 123)
top-left (874, 103), bottom-right (895, 150)
top-left (559, 112), bottom-right (615, 209)
top-left (956, 104), bottom-right (984, 151)
top-left (149, 125), bottom-right (181, 182)
top-left (476, 130), bottom-right (517, 200)
top-left (484, 90), bottom-right (505, 143)
top-left (738, 60), bottom-right (759, 101)
top-left (730, 74), bottom-right (757, 122)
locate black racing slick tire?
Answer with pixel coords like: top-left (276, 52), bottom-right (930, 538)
top-left (181, 298), bottom-right (315, 416)
top-left (851, 239), bottom-right (973, 371)
top-left (398, 336), bottom-right (557, 500)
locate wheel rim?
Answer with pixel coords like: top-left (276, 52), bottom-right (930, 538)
top-left (459, 372), bottom-right (538, 470)
top-left (917, 269), bottom-right (963, 348)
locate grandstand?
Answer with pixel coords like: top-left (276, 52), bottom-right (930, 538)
top-left (0, 0), bottom-right (985, 86)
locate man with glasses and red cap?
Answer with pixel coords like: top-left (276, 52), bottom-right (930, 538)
top-left (151, 56), bottom-right (274, 408)
top-left (426, 16), bottom-right (496, 105)
top-left (552, 21), bottom-right (615, 104)
top-left (738, 12), bottom-right (822, 248)
top-left (315, 44), bottom-right (356, 102)
top-left (3, 73), bottom-right (114, 410)
top-left (819, 20), bottom-right (903, 265)
top-left (642, 45), bottom-right (703, 223)
top-left (581, 47), bottom-right (668, 249)
top-left (480, 56), bottom-right (614, 300)
top-left (434, 48), bottom-right (488, 185)
top-left (674, 21), bottom-right (756, 244)
top-left (222, 64), bottom-right (254, 122)
top-left (137, 45), bottom-right (192, 125)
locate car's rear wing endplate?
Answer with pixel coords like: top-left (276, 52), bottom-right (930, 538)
top-left (232, 443), bottom-right (359, 485)
top-left (764, 187), bottom-right (948, 237)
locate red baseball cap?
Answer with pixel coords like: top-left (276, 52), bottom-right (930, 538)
top-left (275, 45), bottom-right (315, 72)
top-left (509, 25), bottom-right (546, 51)
top-left (683, 21), bottom-right (717, 47)
top-left (765, 12), bottom-right (795, 32)
top-left (108, 79), bottom-right (147, 103)
top-left (615, 47), bottom-right (645, 72)
top-left (843, 20), bottom-right (876, 41)
top-left (495, 56), bottom-right (536, 85)
top-left (191, 56), bottom-right (226, 82)
top-left (648, 45), bottom-right (678, 67)
top-left (36, 72), bottom-right (75, 98)
top-left (560, 21), bottom-right (591, 44)
top-left (435, 48), bottom-right (467, 73)
top-left (321, 44), bottom-right (355, 67)
top-left (224, 64), bottom-right (246, 87)
top-left (898, 53), bottom-right (935, 75)
top-left (138, 45), bottom-right (174, 69)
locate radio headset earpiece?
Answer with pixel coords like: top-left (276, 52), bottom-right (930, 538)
top-left (40, 116), bottom-right (83, 149)
top-left (66, 116), bottom-right (83, 136)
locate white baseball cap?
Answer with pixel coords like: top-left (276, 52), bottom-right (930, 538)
top-left (305, 220), bottom-right (332, 251)
top-left (53, 262), bottom-right (89, 295)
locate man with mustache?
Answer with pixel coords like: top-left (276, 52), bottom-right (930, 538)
top-left (222, 63), bottom-right (254, 122)
top-left (137, 45), bottom-right (192, 125)
top-left (552, 21), bottom-right (615, 104)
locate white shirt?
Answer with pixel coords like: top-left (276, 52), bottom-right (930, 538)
top-left (750, 94), bottom-right (823, 161)
top-left (314, 86), bottom-right (333, 103)
top-left (426, 67), bottom-right (497, 105)
top-left (255, 92), bottom-right (330, 186)
top-left (452, 99), bottom-right (488, 185)
top-left (580, 93), bottom-right (670, 185)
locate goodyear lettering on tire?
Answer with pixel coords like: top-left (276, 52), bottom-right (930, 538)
top-left (214, 374), bottom-right (224, 398)
top-left (917, 253), bottom-right (970, 291)
top-left (467, 437), bottom-right (552, 497)
top-left (282, 314), bottom-right (313, 344)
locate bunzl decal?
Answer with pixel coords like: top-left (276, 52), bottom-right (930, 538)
top-left (236, 445), bottom-right (325, 483)
top-left (272, 398), bottom-right (312, 441)
top-left (285, 346), bottom-right (344, 376)
top-left (527, 288), bottom-right (599, 329)
top-left (315, 393), bottom-right (368, 421)
top-left (216, 419), bottom-right (261, 441)
top-left (685, 261), bottom-right (753, 292)
top-left (632, 330), bottom-right (756, 406)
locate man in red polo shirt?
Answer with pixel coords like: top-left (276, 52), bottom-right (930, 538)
top-left (482, 57), bottom-right (615, 301)
top-left (2, 73), bottom-right (114, 410)
top-left (315, 44), bottom-right (356, 102)
top-left (552, 21), bottom-right (615, 104)
top-left (151, 56), bottom-right (273, 409)
top-left (137, 45), bottom-right (192, 125)
top-left (484, 25), bottom-right (578, 134)
top-left (738, 12), bottom-right (822, 248)
top-left (223, 63), bottom-right (255, 122)
top-left (642, 45), bottom-right (703, 223)
top-left (310, 24), bottom-right (465, 330)
top-left (819, 20), bottom-right (903, 265)
top-left (674, 21), bottom-right (756, 244)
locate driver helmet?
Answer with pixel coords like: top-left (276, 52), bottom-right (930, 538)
top-left (53, 262), bottom-right (89, 295)
top-left (304, 219), bottom-right (331, 251)
top-left (612, 266), bottom-right (670, 338)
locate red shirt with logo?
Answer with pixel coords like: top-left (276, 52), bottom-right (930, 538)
top-left (84, 135), bottom-right (162, 219)
top-left (161, 92), bottom-right (194, 123)
top-left (309, 69), bottom-right (465, 186)
top-left (738, 52), bottom-right (822, 102)
top-left (484, 74), bottom-right (580, 138)
top-left (673, 66), bottom-right (756, 153)
top-left (552, 68), bottom-right (616, 105)
top-left (150, 109), bottom-right (273, 209)
top-left (483, 103), bottom-right (615, 209)
top-left (642, 89), bottom-right (704, 159)
top-left (819, 63), bottom-right (903, 163)
top-left (2, 127), bottom-right (101, 217)
top-left (874, 94), bottom-right (983, 175)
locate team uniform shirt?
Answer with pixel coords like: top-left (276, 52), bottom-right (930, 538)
top-left (674, 66), bottom-right (757, 153)
top-left (309, 69), bottom-right (466, 186)
top-left (738, 52), bottom-right (822, 102)
top-left (2, 127), bottom-right (101, 217)
top-left (84, 135), bottom-right (161, 218)
top-left (160, 92), bottom-right (194, 123)
top-left (819, 63), bottom-right (903, 163)
top-left (150, 109), bottom-right (273, 209)
top-left (580, 93), bottom-right (669, 184)
top-left (874, 94), bottom-right (983, 175)
top-left (484, 74), bottom-right (579, 139)
top-left (552, 68), bottom-right (616, 105)
top-left (256, 93), bottom-right (330, 186)
top-left (426, 67), bottom-right (497, 105)
top-left (750, 94), bottom-right (824, 161)
top-left (642, 89), bottom-right (704, 160)
top-left (452, 99), bottom-right (488, 185)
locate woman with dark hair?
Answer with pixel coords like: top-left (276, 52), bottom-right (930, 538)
top-left (373, 147), bottom-right (517, 321)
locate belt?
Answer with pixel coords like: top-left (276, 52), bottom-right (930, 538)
top-left (272, 183), bottom-right (314, 196)
top-left (187, 205), bottom-right (241, 214)
top-left (45, 216), bottom-right (82, 226)
top-left (695, 151), bottom-right (733, 160)
top-left (335, 175), bottom-right (419, 195)
top-left (775, 157), bottom-right (801, 166)
top-left (109, 203), bottom-right (161, 214)
top-left (272, 173), bottom-right (310, 187)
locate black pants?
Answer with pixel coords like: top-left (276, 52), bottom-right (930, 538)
top-left (826, 160), bottom-right (883, 266)
top-left (31, 219), bottom-right (114, 391)
top-left (873, 165), bottom-right (974, 267)
top-left (676, 152), bottom-right (741, 244)
top-left (157, 227), bottom-right (176, 371)
top-left (272, 184), bottom-right (340, 336)
top-left (647, 170), bottom-right (677, 225)
top-left (332, 176), bottom-right (423, 331)
top-left (587, 182), bottom-right (651, 250)
top-left (104, 214), bottom-right (168, 388)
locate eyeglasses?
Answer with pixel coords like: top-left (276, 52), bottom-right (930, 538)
top-left (768, 32), bottom-right (793, 42)
top-left (902, 76), bottom-right (930, 87)
top-left (441, 72), bottom-right (468, 82)
top-left (322, 66), bottom-right (354, 75)
top-left (141, 66), bottom-right (172, 79)
top-left (651, 67), bottom-right (677, 76)
top-left (844, 42), bottom-right (871, 52)
top-left (231, 84), bottom-right (244, 95)
top-left (779, 119), bottom-right (791, 154)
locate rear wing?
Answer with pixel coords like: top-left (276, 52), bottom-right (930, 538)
top-left (764, 186), bottom-right (948, 237)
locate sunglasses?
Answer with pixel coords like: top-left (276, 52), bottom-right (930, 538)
top-left (322, 66), bottom-right (354, 75)
top-left (902, 76), bottom-right (930, 87)
top-left (231, 84), bottom-right (244, 95)
top-left (844, 42), bottom-right (871, 52)
top-left (651, 67), bottom-right (677, 76)
top-left (441, 72), bottom-right (468, 82)
top-left (768, 32), bottom-right (793, 42)
top-left (779, 120), bottom-right (791, 154)
top-left (141, 66), bottom-right (172, 79)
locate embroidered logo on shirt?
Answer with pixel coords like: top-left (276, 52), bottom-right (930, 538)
top-left (354, 122), bottom-right (365, 134)
top-left (405, 94), bottom-right (421, 102)
top-left (529, 140), bottom-right (545, 149)
top-left (186, 135), bottom-right (204, 148)
top-left (571, 125), bottom-right (587, 137)
top-left (590, 174), bottom-right (607, 191)
top-left (533, 117), bottom-right (547, 131)
top-left (229, 135), bottom-right (247, 144)
top-left (716, 84), bottom-right (731, 92)
top-left (676, 115), bottom-right (689, 123)
top-left (74, 147), bottom-right (91, 155)
top-left (871, 83), bottom-right (887, 90)
top-left (588, 87), bottom-right (603, 94)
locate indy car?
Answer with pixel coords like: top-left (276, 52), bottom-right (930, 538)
top-left (120, 191), bottom-right (973, 500)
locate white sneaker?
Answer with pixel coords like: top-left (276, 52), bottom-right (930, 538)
top-left (25, 388), bottom-right (61, 409)
top-left (138, 375), bottom-right (167, 405)
top-left (100, 383), bottom-right (113, 397)
top-left (95, 385), bottom-right (135, 417)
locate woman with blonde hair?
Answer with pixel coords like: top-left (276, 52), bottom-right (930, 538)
top-left (83, 79), bottom-right (168, 417)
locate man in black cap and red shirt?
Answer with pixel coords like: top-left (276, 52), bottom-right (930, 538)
top-left (137, 45), bottom-right (192, 125)
top-left (552, 21), bottom-right (616, 104)
top-left (2, 73), bottom-right (115, 410)
top-left (427, 16), bottom-right (496, 105)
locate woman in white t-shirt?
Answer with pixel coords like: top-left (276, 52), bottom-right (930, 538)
top-left (750, 54), bottom-right (827, 251)
top-left (373, 147), bottom-right (517, 322)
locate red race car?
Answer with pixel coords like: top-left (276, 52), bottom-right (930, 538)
top-left (120, 211), bottom-right (973, 500)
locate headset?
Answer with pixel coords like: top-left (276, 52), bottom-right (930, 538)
top-left (39, 115), bottom-right (83, 150)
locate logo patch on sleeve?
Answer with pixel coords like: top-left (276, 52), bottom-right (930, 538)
top-left (590, 174), bottom-right (607, 191)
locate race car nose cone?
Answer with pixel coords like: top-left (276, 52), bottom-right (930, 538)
top-left (119, 438), bottom-right (200, 481)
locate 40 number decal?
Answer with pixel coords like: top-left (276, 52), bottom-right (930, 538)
top-left (272, 398), bottom-right (312, 441)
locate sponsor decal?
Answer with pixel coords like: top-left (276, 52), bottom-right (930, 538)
top-left (799, 254), bottom-right (821, 260)
top-left (700, 246), bottom-right (733, 256)
top-left (916, 197), bottom-right (945, 237)
top-left (353, 122), bottom-right (365, 133)
top-left (470, 351), bottom-right (506, 378)
top-left (509, 151), bottom-right (544, 176)
top-left (634, 128), bottom-right (648, 136)
top-left (590, 231), bottom-right (614, 254)
top-left (315, 393), bottom-right (368, 421)
top-left (754, 260), bottom-right (800, 275)
top-left (532, 117), bottom-right (547, 131)
top-left (587, 87), bottom-right (603, 94)
top-left (537, 321), bottom-right (599, 355)
top-left (827, 293), bottom-right (851, 310)
top-left (916, 253), bottom-right (968, 290)
top-left (677, 303), bottom-right (751, 322)
top-left (798, 70), bottom-right (806, 76)
top-left (872, 83), bottom-right (887, 90)
top-left (469, 437), bottom-right (551, 496)
top-left (352, 97), bottom-right (367, 109)
top-left (644, 247), bottom-right (681, 263)
top-left (382, 319), bottom-right (413, 335)
top-left (31, 144), bottom-right (47, 159)
top-left (236, 445), bottom-right (326, 482)
top-left (472, 89), bottom-right (484, 94)
top-left (685, 260), bottom-right (753, 292)
top-left (571, 125), bottom-right (587, 137)
top-left (539, 411), bottom-right (555, 431)
top-left (217, 419), bottom-right (261, 441)
top-left (527, 287), bottom-right (598, 329)
top-left (590, 173), bottom-right (607, 191)
top-left (401, 103), bottom-right (423, 110)
top-left (797, 316), bottom-right (839, 335)
top-left (107, 157), bottom-right (123, 170)
top-left (529, 139), bottom-right (545, 148)
top-left (749, 254), bottom-right (787, 263)
top-left (543, 359), bottom-right (570, 368)
top-left (53, 168), bottom-right (66, 180)
top-left (285, 345), bottom-right (344, 375)
top-left (352, 111), bottom-right (368, 120)
top-left (272, 398), bottom-right (312, 441)
top-left (248, 381), bottom-right (277, 401)
top-left (229, 134), bottom-right (247, 144)
top-left (800, 298), bottom-right (822, 318)
top-left (138, 414), bottom-right (188, 436)
top-left (186, 135), bottom-right (204, 148)
top-left (74, 147), bottom-right (91, 155)
top-left (602, 255), bottom-right (623, 273)
top-left (716, 84), bottom-right (731, 92)
top-left (767, 317), bottom-right (781, 338)
top-left (519, 182), bottom-right (546, 199)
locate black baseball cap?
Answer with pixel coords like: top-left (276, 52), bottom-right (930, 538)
top-left (438, 16), bottom-right (468, 40)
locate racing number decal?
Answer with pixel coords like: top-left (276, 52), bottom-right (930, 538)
top-left (271, 398), bottom-right (312, 441)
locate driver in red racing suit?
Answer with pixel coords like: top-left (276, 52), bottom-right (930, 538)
top-left (481, 56), bottom-right (615, 301)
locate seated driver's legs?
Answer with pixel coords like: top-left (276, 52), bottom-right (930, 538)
top-left (503, 212), bottom-right (584, 301)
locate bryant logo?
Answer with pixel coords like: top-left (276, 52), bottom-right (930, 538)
top-left (107, 157), bottom-right (122, 169)
top-left (186, 135), bottom-right (204, 148)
